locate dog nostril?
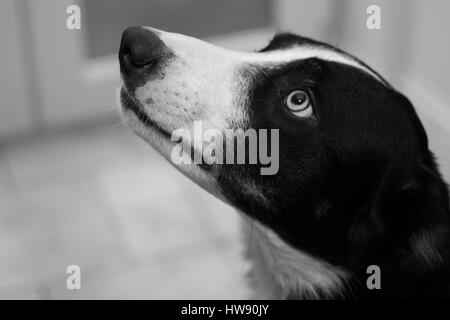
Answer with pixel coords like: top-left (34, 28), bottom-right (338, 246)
top-left (123, 49), bottom-right (154, 69)
top-left (123, 43), bottom-right (154, 68)
top-left (119, 26), bottom-right (166, 70)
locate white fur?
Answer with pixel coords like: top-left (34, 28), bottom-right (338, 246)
top-left (154, 28), bottom-right (384, 82)
top-left (244, 218), bottom-right (349, 299)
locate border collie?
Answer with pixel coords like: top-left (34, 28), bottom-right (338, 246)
top-left (118, 27), bottom-right (450, 299)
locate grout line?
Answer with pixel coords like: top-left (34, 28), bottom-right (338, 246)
top-left (86, 178), bottom-right (137, 261)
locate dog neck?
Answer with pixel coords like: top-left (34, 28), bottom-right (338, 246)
top-left (243, 217), bottom-right (350, 299)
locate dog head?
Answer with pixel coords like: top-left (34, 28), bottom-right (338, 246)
top-left (119, 27), bottom-right (450, 296)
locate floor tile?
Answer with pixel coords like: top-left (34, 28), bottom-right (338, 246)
top-left (97, 161), bottom-right (219, 257)
top-left (50, 248), bottom-right (250, 299)
top-left (0, 181), bottom-right (120, 292)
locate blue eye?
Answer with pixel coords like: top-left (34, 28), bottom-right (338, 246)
top-left (284, 90), bottom-right (313, 117)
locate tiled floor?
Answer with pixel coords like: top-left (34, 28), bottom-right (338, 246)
top-left (0, 121), bottom-right (250, 299)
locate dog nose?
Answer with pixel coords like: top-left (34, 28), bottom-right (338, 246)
top-left (119, 26), bottom-right (166, 72)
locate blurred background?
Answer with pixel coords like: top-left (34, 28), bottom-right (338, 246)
top-left (0, 0), bottom-right (449, 299)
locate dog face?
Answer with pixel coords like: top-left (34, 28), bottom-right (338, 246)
top-left (119, 27), bottom-right (436, 263)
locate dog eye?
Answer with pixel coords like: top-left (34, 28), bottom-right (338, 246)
top-left (284, 90), bottom-right (313, 117)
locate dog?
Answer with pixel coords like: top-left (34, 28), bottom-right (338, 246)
top-left (118, 26), bottom-right (450, 299)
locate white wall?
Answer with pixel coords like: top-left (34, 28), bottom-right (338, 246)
top-left (0, 0), bottom-right (33, 137)
top-left (408, 0), bottom-right (450, 105)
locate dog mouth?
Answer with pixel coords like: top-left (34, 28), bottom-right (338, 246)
top-left (120, 86), bottom-right (213, 168)
top-left (120, 87), bottom-right (172, 138)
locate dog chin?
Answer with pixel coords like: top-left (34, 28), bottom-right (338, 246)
top-left (120, 87), bottom-right (172, 136)
top-left (120, 87), bottom-right (172, 161)
top-left (120, 87), bottom-right (224, 202)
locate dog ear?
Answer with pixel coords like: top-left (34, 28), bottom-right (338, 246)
top-left (347, 159), bottom-right (450, 293)
top-left (346, 167), bottom-right (396, 265)
top-left (392, 163), bottom-right (450, 270)
top-left (347, 91), bottom-right (449, 267)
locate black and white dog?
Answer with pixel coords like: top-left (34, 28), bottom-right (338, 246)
top-left (118, 27), bottom-right (450, 299)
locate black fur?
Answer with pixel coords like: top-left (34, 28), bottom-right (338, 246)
top-left (215, 34), bottom-right (450, 299)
